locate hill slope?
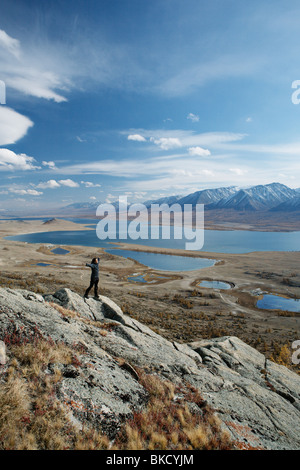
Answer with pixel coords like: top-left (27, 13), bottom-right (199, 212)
top-left (0, 287), bottom-right (299, 450)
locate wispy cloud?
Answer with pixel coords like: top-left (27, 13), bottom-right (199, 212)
top-left (187, 113), bottom-right (199, 122)
top-left (0, 24), bottom-right (149, 105)
top-left (157, 55), bottom-right (262, 96)
top-left (53, 126), bottom-right (300, 193)
top-left (0, 29), bottom-right (69, 102)
top-left (123, 129), bottom-right (246, 149)
top-left (0, 29), bottom-right (20, 58)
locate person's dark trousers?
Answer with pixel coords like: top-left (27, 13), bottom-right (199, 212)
top-left (84, 278), bottom-right (99, 298)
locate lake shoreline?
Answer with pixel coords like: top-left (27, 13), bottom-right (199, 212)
top-left (0, 217), bottom-right (299, 366)
top-left (2, 218), bottom-right (300, 256)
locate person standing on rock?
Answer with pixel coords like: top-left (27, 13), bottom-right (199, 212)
top-left (84, 257), bottom-right (100, 299)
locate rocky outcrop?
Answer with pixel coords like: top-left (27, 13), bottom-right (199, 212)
top-left (0, 287), bottom-right (299, 450)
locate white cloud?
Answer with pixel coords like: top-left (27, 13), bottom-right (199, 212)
top-left (58, 179), bottom-right (79, 187)
top-left (150, 137), bottom-right (182, 150)
top-left (125, 129), bottom-right (245, 149)
top-left (9, 188), bottom-right (43, 196)
top-left (188, 146), bottom-right (211, 157)
top-left (27, 189), bottom-right (43, 196)
top-left (89, 196), bottom-right (97, 200)
top-left (42, 161), bottom-right (57, 169)
top-left (0, 107), bottom-right (34, 146)
top-left (0, 29), bottom-right (69, 103)
top-left (0, 148), bottom-right (39, 171)
top-left (52, 128), bottom-right (300, 192)
top-left (127, 134), bottom-right (147, 142)
top-left (80, 181), bottom-right (101, 187)
top-left (7, 75), bottom-right (68, 103)
top-left (36, 179), bottom-right (61, 189)
top-left (0, 29), bottom-right (20, 59)
top-left (187, 113), bottom-right (199, 122)
top-left (36, 178), bottom-right (80, 189)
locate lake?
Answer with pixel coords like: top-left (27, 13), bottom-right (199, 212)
top-left (5, 222), bottom-right (300, 254)
top-left (4, 221), bottom-right (300, 272)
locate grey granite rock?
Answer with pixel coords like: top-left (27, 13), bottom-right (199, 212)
top-left (0, 287), bottom-right (299, 449)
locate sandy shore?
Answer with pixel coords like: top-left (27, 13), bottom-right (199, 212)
top-left (0, 218), bottom-right (299, 366)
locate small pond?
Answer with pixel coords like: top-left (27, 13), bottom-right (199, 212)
top-left (197, 280), bottom-right (232, 290)
top-left (256, 294), bottom-right (300, 313)
top-left (51, 247), bottom-right (70, 255)
top-left (127, 273), bottom-right (173, 284)
top-left (127, 274), bottom-right (148, 283)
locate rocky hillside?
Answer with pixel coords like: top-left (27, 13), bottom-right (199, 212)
top-left (0, 287), bottom-right (299, 450)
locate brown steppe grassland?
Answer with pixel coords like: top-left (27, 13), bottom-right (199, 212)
top-left (0, 215), bottom-right (299, 450)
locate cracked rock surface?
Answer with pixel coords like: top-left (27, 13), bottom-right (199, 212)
top-left (0, 287), bottom-right (299, 449)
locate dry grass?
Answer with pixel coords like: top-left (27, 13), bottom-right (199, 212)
top-left (0, 331), bottom-right (234, 450)
top-left (112, 370), bottom-right (234, 451)
top-left (0, 337), bottom-right (109, 450)
top-left (270, 343), bottom-right (292, 367)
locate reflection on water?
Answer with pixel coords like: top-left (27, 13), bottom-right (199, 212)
top-left (198, 280), bottom-right (232, 290)
top-left (257, 294), bottom-right (300, 312)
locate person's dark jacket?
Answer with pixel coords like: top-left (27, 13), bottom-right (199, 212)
top-left (86, 258), bottom-right (100, 281)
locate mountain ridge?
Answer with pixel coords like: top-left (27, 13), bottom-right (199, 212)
top-left (61, 182), bottom-right (299, 214)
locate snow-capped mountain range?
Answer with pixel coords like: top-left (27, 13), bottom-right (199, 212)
top-left (62, 182), bottom-right (300, 214)
top-left (144, 183), bottom-right (299, 212)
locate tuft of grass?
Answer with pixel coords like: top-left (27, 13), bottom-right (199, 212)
top-left (112, 370), bottom-right (234, 451)
top-left (0, 320), bottom-right (236, 450)
top-left (0, 336), bottom-right (109, 450)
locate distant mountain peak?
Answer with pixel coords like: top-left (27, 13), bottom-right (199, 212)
top-left (59, 183), bottom-right (299, 215)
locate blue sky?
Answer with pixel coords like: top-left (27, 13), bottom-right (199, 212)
top-left (0, 0), bottom-right (300, 213)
